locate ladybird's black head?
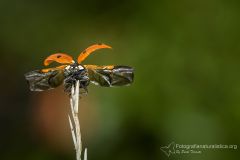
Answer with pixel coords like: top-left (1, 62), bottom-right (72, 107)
top-left (64, 63), bottom-right (85, 75)
top-left (70, 62), bottom-right (78, 67)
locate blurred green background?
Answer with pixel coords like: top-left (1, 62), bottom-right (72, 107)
top-left (0, 0), bottom-right (240, 159)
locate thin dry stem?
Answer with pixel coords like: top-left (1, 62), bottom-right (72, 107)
top-left (68, 115), bottom-right (77, 148)
top-left (68, 80), bottom-right (87, 160)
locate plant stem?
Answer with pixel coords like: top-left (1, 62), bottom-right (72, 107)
top-left (68, 80), bottom-right (87, 160)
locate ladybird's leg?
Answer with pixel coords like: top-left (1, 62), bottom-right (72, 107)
top-left (63, 75), bottom-right (77, 93)
top-left (64, 75), bottom-right (75, 85)
top-left (82, 86), bottom-right (88, 93)
top-left (64, 83), bottom-right (72, 93)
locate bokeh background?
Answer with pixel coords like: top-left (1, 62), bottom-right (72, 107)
top-left (0, 0), bottom-right (240, 159)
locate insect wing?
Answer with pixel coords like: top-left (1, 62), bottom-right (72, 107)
top-left (85, 65), bottom-right (134, 87)
top-left (110, 66), bottom-right (134, 86)
top-left (24, 69), bottom-right (65, 91)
